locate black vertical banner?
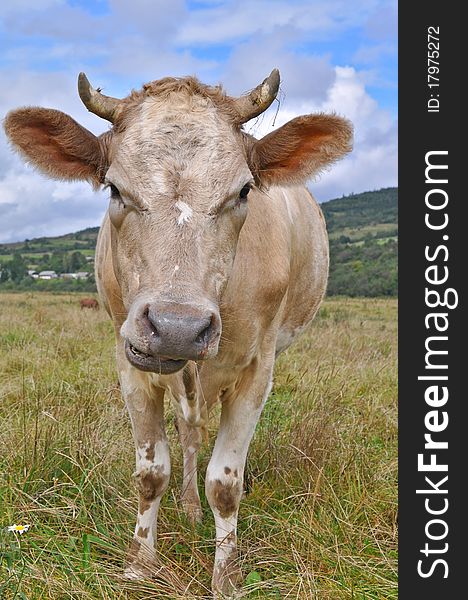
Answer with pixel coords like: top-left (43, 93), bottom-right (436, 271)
top-left (399, 3), bottom-right (467, 598)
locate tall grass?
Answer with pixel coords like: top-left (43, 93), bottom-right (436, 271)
top-left (0, 293), bottom-right (397, 599)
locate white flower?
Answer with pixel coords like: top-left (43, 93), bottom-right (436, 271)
top-left (6, 524), bottom-right (30, 534)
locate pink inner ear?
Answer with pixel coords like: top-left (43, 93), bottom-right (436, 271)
top-left (251, 114), bottom-right (353, 186)
top-left (269, 130), bottom-right (334, 174)
top-left (23, 124), bottom-right (82, 172)
top-left (4, 107), bottom-right (104, 185)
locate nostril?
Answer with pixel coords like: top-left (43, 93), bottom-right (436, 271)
top-left (143, 305), bottom-right (158, 337)
top-left (195, 314), bottom-right (215, 346)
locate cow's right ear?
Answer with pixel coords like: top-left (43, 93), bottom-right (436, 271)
top-left (247, 113), bottom-right (353, 187)
top-left (3, 107), bottom-right (106, 188)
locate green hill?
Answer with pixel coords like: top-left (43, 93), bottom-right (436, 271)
top-left (0, 188), bottom-right (397, 296)
top-left (321, 187), bottom-right (398, 296)
top-left (0, 226), bottom-right (99, 256)
top-left (322, 187), bottom-right (397, 236)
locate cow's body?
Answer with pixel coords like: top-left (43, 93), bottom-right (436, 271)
top-left (4, 70), bottom-right (351, 597)
top-left (95, 183), bottom-right (328, 588)
top-left (80, 297), bottom-right (99, 309)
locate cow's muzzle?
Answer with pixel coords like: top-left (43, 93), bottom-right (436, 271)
top-left (124, 300), bottom-right (221, 374)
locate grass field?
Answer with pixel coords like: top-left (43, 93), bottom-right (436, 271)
top-left (0, 293), bottom-right (397, 599)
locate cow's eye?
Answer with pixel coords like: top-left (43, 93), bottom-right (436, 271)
top-left (109, 183), bottom-right (121, 198)
top-left (239, 184), bottom-right (251, 200)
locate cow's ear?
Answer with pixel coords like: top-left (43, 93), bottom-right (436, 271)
top-left (249, 113), bottom-right (353, 187)
top-left (3, 107), bottom-right (107, 188)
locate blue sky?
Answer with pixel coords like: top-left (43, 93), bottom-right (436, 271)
top-left (0, 0), bottom-right (397, 243)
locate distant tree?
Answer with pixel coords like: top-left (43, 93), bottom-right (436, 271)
top-left (65, 251), bottom-right (87, 272)
top-left (7, 252), bottom-right (28, 282)
top-left (37, 253), bottom-right (51, 270)
top-left (49, 250), bottom-right (66, 273)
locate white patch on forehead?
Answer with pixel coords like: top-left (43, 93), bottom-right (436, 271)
top-left (175, 200), bottom-right (193, 225)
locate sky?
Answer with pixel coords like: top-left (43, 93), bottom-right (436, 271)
top-left (0, 0), bottom-right (397, 243)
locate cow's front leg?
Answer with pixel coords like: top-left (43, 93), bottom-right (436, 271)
top-left (117, 349), bottom-right (170, 580)
top-left (205, 364), bottom-right (274, 597)
top-left (176, 414), bottom-right (203, 523)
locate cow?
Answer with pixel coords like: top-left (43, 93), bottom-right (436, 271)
top-left (4, 70), bottom-right (352, 597)
top-left (80, 297), bottom-right (99, 310)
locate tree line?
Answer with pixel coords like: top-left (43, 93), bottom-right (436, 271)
top-left (0, 250), bottom-right (95, 291)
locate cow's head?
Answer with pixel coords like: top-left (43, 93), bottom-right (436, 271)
top-left (4, 71), bottom-right (352, 374)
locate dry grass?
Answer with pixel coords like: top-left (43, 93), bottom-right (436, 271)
top-left (0, 293), bottom-right (397, 599)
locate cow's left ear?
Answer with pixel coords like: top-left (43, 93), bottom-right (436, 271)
top-left (3, 107), bottom-right (107, 188)
top-left (249, 114), bottom-right (353, 187)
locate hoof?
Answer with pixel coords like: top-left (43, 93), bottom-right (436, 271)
top-left (182, 500), bottom-right (203, 524)
top-left (212, 588), bottom-right (241, 600)
top-left (124, 539), bottom-right (158, 581)
top-left (212, 555), bottom-right (242, 598)
top-left (123, 563), bottom-right (153, 581)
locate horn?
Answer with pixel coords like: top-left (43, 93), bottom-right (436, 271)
top-left (233, 69), bottom-right (280, 123)
top-left (78, 72), bottom-right (122, 123)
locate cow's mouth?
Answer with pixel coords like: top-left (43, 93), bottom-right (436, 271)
top-left (125, 340), bottom-right (187, 374)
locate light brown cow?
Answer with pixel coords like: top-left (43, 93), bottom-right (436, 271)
top-left (4, 70), bottom-right (352, 597)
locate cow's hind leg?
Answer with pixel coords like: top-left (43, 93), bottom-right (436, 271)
top-left (205, 360), bottom-right (274, 597)
top-left (117, 349), bottom-right (170, 580)
top-left (176, 415), bottom-right (203, 523)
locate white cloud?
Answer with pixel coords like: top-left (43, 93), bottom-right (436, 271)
top-left (246, 66), bottom-right (397, 201)
top-left (221, 31), bottom-right (335, 102)
top-left (109, 0), bottom-right (187, 40)
top-left (177, 0), bottom-right (381, 45)
top-left (0, 0), bottom-right (63, 16)
top-left (0, 165), bottom-right (107, 243)
top-left (2, 3), bottom-right (104, 42)
top-left (364, 1), bottom-right (398, 41)
top-left (103, 39), bottom-right (217, 80)
top-left (314, 128), bottom-right (397, 200)
top-left (309, 67), bottom-right (397, 200)
top-left (0, 0), bottom-right (397, 243)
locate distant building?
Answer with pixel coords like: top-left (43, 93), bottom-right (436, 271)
top-left (60, 272), bottom-right (89, 280)
top-left (38, 270), bottom-right (58, 279)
